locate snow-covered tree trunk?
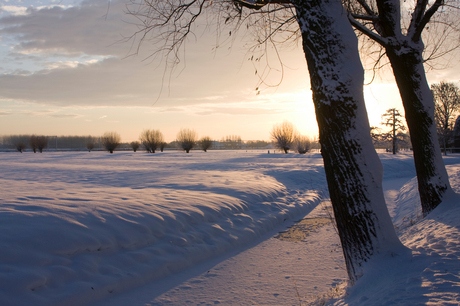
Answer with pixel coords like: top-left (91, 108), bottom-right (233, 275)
top-left (385, 42), bottom-right (451, 216)
top-left (370, 0), bottom-right (452, 215)
top-left (293, 0), bottom-right (402, 282)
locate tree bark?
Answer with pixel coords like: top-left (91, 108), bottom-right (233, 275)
top-left (385, 42), bottom-right (451, 215)
top-left (293, 0), bottom-right (402, 282)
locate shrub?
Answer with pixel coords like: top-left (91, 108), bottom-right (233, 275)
top-left (139, 129), bottom-right (164, 153)
top-left (177, 128), bottom-right (197, 153)
top-left (86, 141), bottom-right (95, 152)
top-left (270, 121), bottom-right (298, 154)
top-left (295, 135), bottom-right (311, 154)
top-left (101, 132), bottom-right (121, 153)
top-left (130, 141), bottom-right (140, 152)
top-left (199, 136), bottom-right (213, 152)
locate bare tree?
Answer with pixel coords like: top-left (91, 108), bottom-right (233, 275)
top-left (270, 121), bottom-right (297, 154)
top-left (29, 135), bottom-right (47, 153)
top-left (15, 142), bottom-right (26, 153)
top-left (346, 0), bottom-right (458, 215)
top-left (199, 136), bottom-right (213, 152)
top-left (160, 142), bottom-right (167, 152)
top-left (177, 128), bottom-right (197, 153)
top-left (130, 141), bottom-right (141, 152)
top-left (29, 135), bottom-right (38, 153)
top-left (36, 136), bottom-right (47, 153)
top-left (381, 108), bottom-right (407, 155)
top-left (86, 141), bottom-right (95, 152)
top-left (139, 129), bottom-right (164, 153)
top-left (102, 132), bottom-right (121, 154)
top-left (432, 81), bottom-right (460, 155)
top-left (127, 0), bottom-right (402, 282)
top-left (295, 135), bottom-right (311, 154)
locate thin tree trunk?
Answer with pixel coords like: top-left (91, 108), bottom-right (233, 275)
top-left (294, 0), bottom-right (402, 283)
top-left (393, 109), bottom-right (396, 154)
top-left (385, 45), bottom-right (451, 215)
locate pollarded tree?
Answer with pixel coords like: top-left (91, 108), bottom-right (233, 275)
top-left (29, 135), bottom-right (47, 153)
top-left (381, 108), bottom-right (407, 155)
top-left (16, 142), bottom-right (26, 153)
top-left (101, 132), bottom-right (121, 154)
top-left (432, 81), bottom-right (460, 155)
top-left (86, 141), bottom-right (95, 152)
top-left (130, 141), bottom-right (141, 152)
top-left (29, 135), bottom-right (38, 153)
top-left (128, 0), bottom-right (402, 282)
top-left (199, 136), bottom-right (213, 152)
top-left (346, 0), bottom-right (458, 215)
top-left (139, 129), bottom-right (164, 153)
top-left (36, 136), bottom-right (47, 153)
top-left (177, 128), bottom-right (197, 153)
top-left (270, 121), bottom-right (297, 154)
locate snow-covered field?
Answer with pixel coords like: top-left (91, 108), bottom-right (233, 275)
top-left (0, 150), bottom-right (459, 305)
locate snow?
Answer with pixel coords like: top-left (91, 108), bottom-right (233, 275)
top-left (0, 150), bottom-right (459, 305)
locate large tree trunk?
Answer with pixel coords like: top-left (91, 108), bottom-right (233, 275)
top-left (385, 42), bottom-right (451, 216)
top-left (293, 0), bottom-right (402, 282)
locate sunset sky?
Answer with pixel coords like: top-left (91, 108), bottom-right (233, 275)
top-left (1, 0), bottom-right (459, 142)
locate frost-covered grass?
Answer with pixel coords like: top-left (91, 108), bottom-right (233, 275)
top-left (1, 151), bottom-right (459, 305)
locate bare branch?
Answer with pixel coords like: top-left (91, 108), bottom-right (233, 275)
top-left (413, 0), bottom-right (444, 42)
top-left (348, 14), bottom-right (388, 46)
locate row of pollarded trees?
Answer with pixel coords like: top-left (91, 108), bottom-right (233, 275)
top-left (139, 128), bottom-right (213, 153)
top-left (270, 121), bottom-right (313, 154)
top-left (100, 129), bottom-right (214, 154)
top-left (5, 135), bottom-right (49, 153)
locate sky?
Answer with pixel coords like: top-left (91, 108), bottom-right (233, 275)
top-left (0, 0), bottom-right (459, 142)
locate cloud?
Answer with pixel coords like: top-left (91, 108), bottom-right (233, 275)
top-left (0, 0), bottom-right (312, 112)
top-left (148, 100), bottom-right (297, 116)
top-left (0, 111), bottom-right (12, 116)
top-left (1, 6), bottom-right (29, 16)
top-left (0, 1), bottom-right (131, 57)
top-left (49, 113), bottom-right (82, 118)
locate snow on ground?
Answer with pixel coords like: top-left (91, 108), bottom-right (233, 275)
top-left (330, 153), bottom-right (460, 305)
top-left (0, 150), bottom-right (327, 305)
top-left (1, 150), bottom-right (459, 305)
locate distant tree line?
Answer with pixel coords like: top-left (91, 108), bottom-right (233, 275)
top-left (0, 135), bottom-right (102, 152)
top-left (1, 127), bottom-right (322, 154)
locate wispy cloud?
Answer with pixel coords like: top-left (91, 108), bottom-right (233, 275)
top-left (49, 113), bottom-right (82, 118)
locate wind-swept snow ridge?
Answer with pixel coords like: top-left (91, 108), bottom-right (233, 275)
top-left (0, 151), bottom-right (325, 305)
